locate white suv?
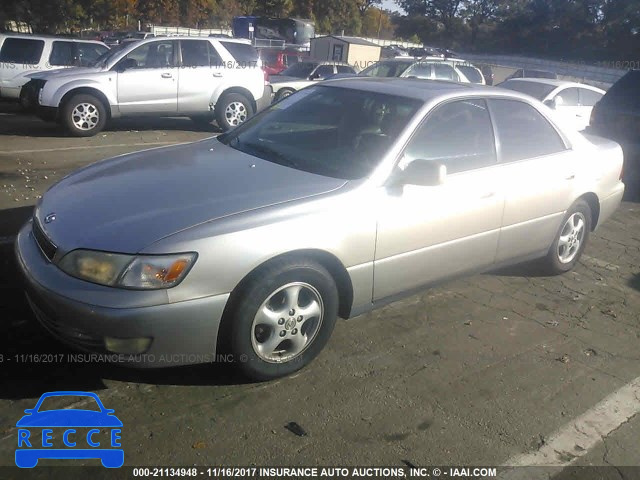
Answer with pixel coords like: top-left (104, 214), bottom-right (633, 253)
top-left (24, 37), bottom-right (271, 136)
top-left (0, 33), bottom-right (108, 106)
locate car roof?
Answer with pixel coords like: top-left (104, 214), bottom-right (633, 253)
top-left (502, 77), bottom-right (604, 91)
top-left (0, 33), bottom-right (106, 44)
top-left (321, 77), bottom-right (495, 101)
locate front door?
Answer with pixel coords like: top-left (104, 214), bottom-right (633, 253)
top-left (374, 99), bottom-right (504, 300)
top-left (116, 40), bottom-right (178, 114)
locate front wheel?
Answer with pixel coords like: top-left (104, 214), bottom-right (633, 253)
top-left (215, 93), bottom-right (253, 132)
top-left (61, 94), bottom-right (107, 137)
top-left (225, 258), bottom-right (339, 381)
top-left (541, 199), bottom-right (592, 275)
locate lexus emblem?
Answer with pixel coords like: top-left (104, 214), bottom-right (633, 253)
top-left (44, 213), bottom-right (57, 224)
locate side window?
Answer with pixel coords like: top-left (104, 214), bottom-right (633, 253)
top-left (315, 65), bottom-right (334, 78)
top-left (0, 38), bottom-right (45, 64)
top-left (207, 42), bottom-right (223, 66)
top-left (433, 63), bottom-right (458, 82)
top-left (285, 55), bottom-right (299, 65)
top-left (337, 65), bottom-right (355, 74)
top-left (120, 41), bottom-right (175, 69)
top-left (49, 41), bottom-right (75, 66)
top-left (579, 88), bottom-right (603, 106)
top-left (403, 99), bottom-right (497, 174)
top-left (219, 41), bottom-right (258, 65)
top-left (404, 62), bottom-right (431, 78)
top-left (490, 99), bottom-right (566, 163)
top-left (554, 87), bottom-right (579, 107)
top-left (180, 40), bottom-right (210, 67)
top-left (76, 43), bottom-right (108, 66)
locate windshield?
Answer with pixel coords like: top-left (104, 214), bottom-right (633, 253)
top-left (218, 85), bottom-right (422, 180)
top-left (89, 44), bottom-right (125, 67)
top-left (498, 80), bottom-right (557, 100)
top-left (280, 61), bottom-right (318, 78)
top-left (360, 61), bottom-right (412, 78)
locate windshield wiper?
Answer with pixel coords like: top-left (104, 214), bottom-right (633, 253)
top-left (243, 141), bottom-right (299, 169)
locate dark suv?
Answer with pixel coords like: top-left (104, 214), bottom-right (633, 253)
top-left (590, 70), bottom-right (640, 200)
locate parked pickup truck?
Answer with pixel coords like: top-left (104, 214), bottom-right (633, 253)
top-left (23, 37), bottom-right (272, 136)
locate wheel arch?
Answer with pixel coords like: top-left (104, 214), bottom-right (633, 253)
top-left (576, 192), bottom-right (600, 230)
top-left (214, 87), bottom-right (257, 113)
top-left (59, 87), bottom-right (112, 120)
top-left (222, 249), bottom-right (354, 325)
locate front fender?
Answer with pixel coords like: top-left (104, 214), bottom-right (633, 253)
top-left (45, 79), bottom-right (117, 109)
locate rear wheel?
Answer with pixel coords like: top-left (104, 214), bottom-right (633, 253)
top-left (541, 199), bottom-right (591, 274)
top-left (274, 88), bottom-right (295, 102)
top-left (62, 94), bottom-right (107, 137)
top-left (215, 93), bottom-right (253, 131)
top-left (224, 258), bottom-right (339, 381)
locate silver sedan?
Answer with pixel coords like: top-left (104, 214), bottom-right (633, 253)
top-left (16, 78), bottom-right (625, 380)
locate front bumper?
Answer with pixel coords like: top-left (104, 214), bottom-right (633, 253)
top-left (256, 84), bottom-right (273, 113)
top-left (15, 221), bottom-right (230, 368)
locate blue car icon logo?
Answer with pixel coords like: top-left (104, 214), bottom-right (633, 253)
top-left (15, 391), bottom-right (123, 468)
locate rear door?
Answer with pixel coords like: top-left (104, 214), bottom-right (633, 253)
top-left (115, 40), bottom-right (178, 114)
top-left (552, 87), bottom-right (582, 129)
top-left (177, 39), bottom-right (224, 113)
top-left (490, 98), bottom-right (577, 262)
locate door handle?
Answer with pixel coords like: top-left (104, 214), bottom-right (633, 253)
top-left (565, 174), bottom-right (576, 180)
top-left (480, 192), bottom-right (495, 199)
top-left (212, 72), bottom-right (223, 78)
top-left (161, 73), bottom-right (172, 78)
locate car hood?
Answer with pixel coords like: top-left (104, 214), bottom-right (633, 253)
top-left (16, 410), bottom-right (123, 427)
top-left (27, 67), bottom-right (103, 80)
top-left (36, 139), bottom-right (347, 254)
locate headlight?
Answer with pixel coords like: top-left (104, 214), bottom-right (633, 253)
top-left (58, 250), bottom-right (197, 289)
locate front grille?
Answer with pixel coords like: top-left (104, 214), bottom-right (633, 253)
top-left (26, 294), bottom-right (106, 351)
top-left (32, 217), bottom-right (57, 261)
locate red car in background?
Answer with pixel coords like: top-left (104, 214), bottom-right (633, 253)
top-left (258, 49), bottom-right (308, 76)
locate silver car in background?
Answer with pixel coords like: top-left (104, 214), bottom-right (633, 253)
top-left (16, 78), bottom-right (624, 380)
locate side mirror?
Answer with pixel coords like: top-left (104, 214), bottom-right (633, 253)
top-left (24, 409), bottom-right (34, 414)
top-left (398, 159), bottom-right (447, 186)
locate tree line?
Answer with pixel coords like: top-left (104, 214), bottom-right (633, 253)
top-left (1, 0), bottom-right (638, 61)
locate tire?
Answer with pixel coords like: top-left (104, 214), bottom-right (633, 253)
top-left (541, 199), bottom-right (592, 275)
top-left (19, 87), bottom-right (34, 112)
top-left (61, 93), bottom-right (107, 137)
top-left (214, 93), bottom-right (253, 132)
top-left (274, 88), bottom-right (295, 102)
top-left (224, 257), bottom-right (339, 381)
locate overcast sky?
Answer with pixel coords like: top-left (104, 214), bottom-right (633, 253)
top-left (381, 0), bottom-right (402, 13)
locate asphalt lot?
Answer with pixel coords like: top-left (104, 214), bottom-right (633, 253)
top-left (0, 103), bottom-right (639, 475)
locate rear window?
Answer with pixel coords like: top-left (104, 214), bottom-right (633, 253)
top-left (456, 65), bottom-right (483, 83)
top-left (601, 70), bottom-right (640, 108)
top-left (220, 42), bottom-right (258, 66)
top-left (0, 38), bottom-right (45, 64)
top-left (49, 41), bottom-right (75, 66)
top-left (498, 80), bottom-right (557, 101)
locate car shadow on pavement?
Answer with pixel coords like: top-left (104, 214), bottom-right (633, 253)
top-left (487, 260), bottom-right (551, 278)
top-left (629, 273), bottom-right (640, 292)
top-left (0, 306), bottom-right (251, 401)
top-left (0, 103), bottom-right (221, 137)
